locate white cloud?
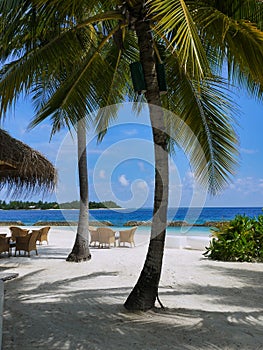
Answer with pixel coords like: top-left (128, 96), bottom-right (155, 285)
top-left (169, 162), bottom-right (177, 172)
top-left (136, 180), bottom-right (148, 190)
top-left (88, 149), bottom-right (108, 155)
top-left (124, 129), bottom-right (138, 136)
top-left (99, 170), bottom-right (106, 179)
top-left (118, 174), bottom-right (129, 186)
top-left (240, 148), bottom-right (258, 155)
top-left (228, 176), bottom-right (263, 195)
top-left (182, 171), bottom-right (195, 189)
top-left (188, 171), bottom-right (195, 177)
top-left (138, 161), bottom-right (145, 171)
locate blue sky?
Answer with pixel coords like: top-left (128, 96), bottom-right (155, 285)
top-left (0, 88), bottom-right (263, 208)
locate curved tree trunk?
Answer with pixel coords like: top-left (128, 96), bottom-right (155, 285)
top-left (124, 6), bottom-right (169, 311)
top-left (66, 120), bottom-right (91, 262)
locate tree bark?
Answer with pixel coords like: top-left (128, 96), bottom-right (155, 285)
top-left (66, 120), bottom-right (91, 262)
top-left (124, 6), bottom-right (169, 311)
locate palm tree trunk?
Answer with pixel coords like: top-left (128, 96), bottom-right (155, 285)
top-left (124, 9), bottom-right (169, 311)
top-left (66, 120), bottom-right (91, 262)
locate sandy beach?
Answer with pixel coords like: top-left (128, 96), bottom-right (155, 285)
top-left (0, 226), bottom-right (262, 350)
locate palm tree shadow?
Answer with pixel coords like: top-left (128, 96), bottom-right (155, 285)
top-left (24, 246), bottom-right (73, 260)
top-left (3, 264), bottom-right (263, 350)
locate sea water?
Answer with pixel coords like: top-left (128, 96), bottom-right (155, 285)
top-left (0, 207), bottom-right (262, 237)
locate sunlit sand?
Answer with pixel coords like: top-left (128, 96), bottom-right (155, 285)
top-left (1, 226), bottom-right (262, 349)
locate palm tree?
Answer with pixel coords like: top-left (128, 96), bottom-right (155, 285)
top-left (1, 0), bottom-right (263, 310)
top-left (66, 120), bottom-right (91, 262)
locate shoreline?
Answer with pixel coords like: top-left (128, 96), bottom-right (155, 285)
top-left (0, 225), bottom-right (211, 250)
top-left (0, 225), bottom-right (211, 248)
top-left (0, 219), bottom-right (225, 228)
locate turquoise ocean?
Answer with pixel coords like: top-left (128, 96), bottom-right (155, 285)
top-left (0, 207), bottom-right (262, 236)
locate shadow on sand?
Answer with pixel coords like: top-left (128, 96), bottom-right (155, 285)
top-left (2, 257), bottom-right (263, 350)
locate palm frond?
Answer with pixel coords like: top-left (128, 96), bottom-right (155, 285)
top-left (0, 0), bottom-right (254, 197)
top-left (0, 29), bottom-right (87, 116)
top-left (192, 4), bottom-right (263, 98)
top-left (29, 29), bottom-right (133, 137)
top-left (163, 54), bottom-right (239, 194)
top-left (94, 30), bottom-right (139, 140)
top-left (148, 0), bottom-right (211, 79)
top-left (201, 0), bottom-right (263, 24)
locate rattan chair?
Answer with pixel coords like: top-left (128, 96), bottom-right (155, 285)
top-left (0, 236), bottom-right (11, 256)
top-left (89, 226), bottom-right (99, 247)
top-left (97, 227), bottom-right (117, 248)
top-left (36, 226), bottom-right (50, 245)
top-left (15, 230), bottom-right (39, 257)
top-left (9, 226), bottom-right (29, 242)
top-left (119, 227), bottom-right (137, 247)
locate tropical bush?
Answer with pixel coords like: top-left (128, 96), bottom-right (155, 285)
top-left (204, 215), bottom-right (263, 262)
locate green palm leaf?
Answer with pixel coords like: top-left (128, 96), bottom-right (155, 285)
top-left (164, 56), bottom-right (238, 194)
top-left (149, 0), bottom-right (211, 79)
top-left (192, 2), bottom-right (263, 98)
top-left (0, 0), bottom-right (261, 194)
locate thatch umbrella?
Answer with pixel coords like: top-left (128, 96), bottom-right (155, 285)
top-left (0, 129), bottom-right (56, 195)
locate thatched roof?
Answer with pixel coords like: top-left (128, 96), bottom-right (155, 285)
top-left (0, 129), bottom-right (57, 195)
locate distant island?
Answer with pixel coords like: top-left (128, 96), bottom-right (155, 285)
top-left (59, 200), bottom-right (121, 209)
top-left (0, 200), bottom-right (121, 210)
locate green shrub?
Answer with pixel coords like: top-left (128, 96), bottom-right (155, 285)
top-left (204, 214), bottom-right (263, 262)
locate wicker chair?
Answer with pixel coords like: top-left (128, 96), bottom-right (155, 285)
top-left (9, 226), bottom-right (29, 242)
top-left (89, 226), bottom-right (99, 247)
top-left (97, 227), bottom-right (117, 248)
top-left (36, 226), bottom-right (50, 245)
top-left (0, 236), bottom-right (11, 256)
top-left (15, 230), bottom-right (39, 257)
top-left (119, 227), bottom-right (137, 247)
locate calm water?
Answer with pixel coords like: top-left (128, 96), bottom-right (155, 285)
top-left (0, 207), bottom-right (262, 226)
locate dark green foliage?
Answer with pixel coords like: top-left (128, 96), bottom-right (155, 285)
top-left (204, 214), bottom-right (263, 262)
top-left (59, 200), bottom-right (120, 209)
top-left (58, 200), bottom-right (80, 209)
top-left (0, 200), bottom-right (58, 209)
top-left (0, 200), bottom-right (120, 210)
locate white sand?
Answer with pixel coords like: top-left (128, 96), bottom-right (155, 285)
top-left (0, 226), bottom-right (263, 350)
